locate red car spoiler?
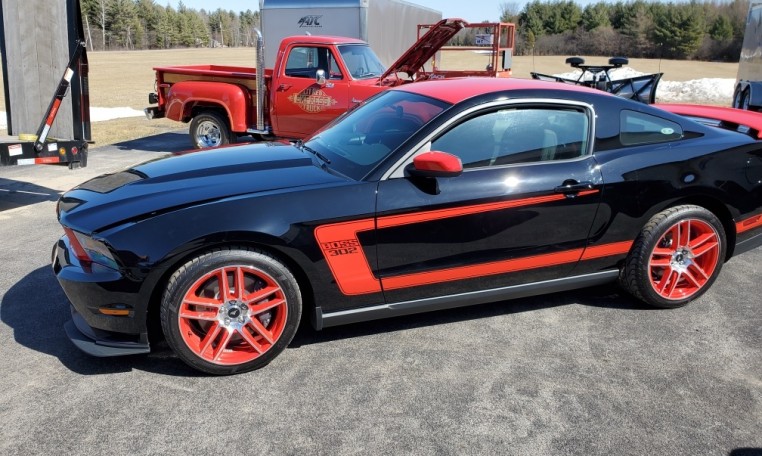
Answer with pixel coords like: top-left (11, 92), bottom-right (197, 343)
top-left (657, 103), bottom-right (762, 139)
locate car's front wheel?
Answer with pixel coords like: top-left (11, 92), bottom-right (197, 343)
top-left (620, 205), bottom-right (726, 308)
top-left (160, 247), bottom-right (302, 375)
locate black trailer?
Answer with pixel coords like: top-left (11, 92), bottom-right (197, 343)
top-left (0, 0), bottom-right (90, 168)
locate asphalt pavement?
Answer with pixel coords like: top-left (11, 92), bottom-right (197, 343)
top-left (0, 132), bottom-right (760, 455)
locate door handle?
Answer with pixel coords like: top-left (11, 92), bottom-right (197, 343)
top-left (554, 180), bottom-right (594, 194)
top-left (278, 83), bottom-right (292, 91)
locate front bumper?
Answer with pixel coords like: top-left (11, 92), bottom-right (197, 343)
top-left (52, 236), bottom-right (151, 357)
top-left (65, 306), bottom-right (150, 357)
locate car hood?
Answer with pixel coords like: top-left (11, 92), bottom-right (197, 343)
top-left (58, 143), bottom-right (345, 233)
top-left (379, 18), bottom-right (466, 81)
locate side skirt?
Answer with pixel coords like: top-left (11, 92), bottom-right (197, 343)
top-left (317, 270), bottom-right (620, 329)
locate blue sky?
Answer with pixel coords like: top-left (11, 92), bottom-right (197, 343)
top-left (164, 0), bottom-right (595, 23)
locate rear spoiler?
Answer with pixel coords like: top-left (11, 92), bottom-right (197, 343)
top-left (657, 103), bottom-right (762, 139)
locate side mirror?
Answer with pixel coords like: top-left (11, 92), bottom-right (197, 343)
top-left (316, 69), bottom-right (326, 86)
top-left (407, 151), bottom-right (463, 178)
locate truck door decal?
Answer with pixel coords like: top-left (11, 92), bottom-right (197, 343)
top-left (288, 87), bottom-right (339, 113)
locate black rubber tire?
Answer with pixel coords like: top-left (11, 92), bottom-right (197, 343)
top-left (619, 205), bottom-right (726, 309)
top-left (189, 111), bottom-right (232, 149)
top-left (160, 247), bottom-right (302, 375)
top-left (733, 87), bottom-right (744, 109)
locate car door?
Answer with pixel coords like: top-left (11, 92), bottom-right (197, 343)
top-left (374, 100), bottom-right (605, 303)
top-left (272, 45), bottom-right (350, 138)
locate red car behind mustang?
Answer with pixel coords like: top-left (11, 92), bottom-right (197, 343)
top-left (52, 78), bottom-right (762, 374)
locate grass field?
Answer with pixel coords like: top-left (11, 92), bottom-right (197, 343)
top-left (0, 48), bottom-right (740, 148)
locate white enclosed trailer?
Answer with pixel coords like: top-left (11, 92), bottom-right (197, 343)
top-left (259, 0), bottom-right (442, 68)
top-left (734, 0), bottom-right (762, 109)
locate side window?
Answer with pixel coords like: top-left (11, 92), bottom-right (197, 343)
top-left (620, 110), bottom-right (683, 145)
top-left (431, 107), bottom-right (589, 169)
top-left (285, 47), bottom-right (343, 79)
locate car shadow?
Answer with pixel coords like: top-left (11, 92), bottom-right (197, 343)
top-left (0, 178), bottom-right (61, 212)
top-left (1, 265), bottom-right (201, 377)
top-left (112, 131), bottom-right (193, 153)
top-left (3, 264), bottom-right (650, 377)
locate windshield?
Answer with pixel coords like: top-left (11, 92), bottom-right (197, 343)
top-left (339, 44), bottom-right (386, 79)
top-left (305, 90), bottom-right (450, 180)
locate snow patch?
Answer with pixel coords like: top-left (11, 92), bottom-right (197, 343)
top-left (0, 106), bottom-right (144, 130)
top-left (553, 67), bottom-right (735, 104)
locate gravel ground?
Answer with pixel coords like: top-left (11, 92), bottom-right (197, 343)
top-left (0, 134), bottom-right (760, 455)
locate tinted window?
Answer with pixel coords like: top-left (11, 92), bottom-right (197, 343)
top-left (432, 107), bottom-right (589, 168)
top-left (620, 110), bottom-right (683, 145)
top-left (306, 91), bottom-right (450, 180)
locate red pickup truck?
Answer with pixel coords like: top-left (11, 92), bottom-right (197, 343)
top-left (145, 19), bottom-right (515, 148)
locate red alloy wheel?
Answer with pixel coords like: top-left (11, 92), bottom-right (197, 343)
top-left (177, 265), bottom-right (288, 365)
top-left (647, 218), bottom-right (721, 301)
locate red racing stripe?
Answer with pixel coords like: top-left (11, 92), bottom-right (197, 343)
top-left (736, 214), bottom-right (762, 234)
top-left (315, 191), bottom-right (617, 296)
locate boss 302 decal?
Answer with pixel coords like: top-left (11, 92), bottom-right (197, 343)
top-left (315, 190), bottom-right (633, 295)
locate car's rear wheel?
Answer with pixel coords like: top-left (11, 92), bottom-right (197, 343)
top-left (189, 111), bottom-right (232, 149)
top-left (160, 247), bottom-right (301, 375)
top-left (620, 205), bottom-right (725, 308)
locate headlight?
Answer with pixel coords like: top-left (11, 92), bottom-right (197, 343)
top-left (63, 227), bottom-right (119, 270)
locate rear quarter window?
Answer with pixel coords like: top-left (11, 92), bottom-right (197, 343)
top-left (620, 110), bottom-right (683, 146)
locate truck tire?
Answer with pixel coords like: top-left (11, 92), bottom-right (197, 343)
top-left (189, 111), bottom-right (232, 149)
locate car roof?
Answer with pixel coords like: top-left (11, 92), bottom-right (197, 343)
top-left (394, 77), bottom-right (605, 105)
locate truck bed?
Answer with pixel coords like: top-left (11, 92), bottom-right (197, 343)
top-left (154, 66), bottom-right (273, 90)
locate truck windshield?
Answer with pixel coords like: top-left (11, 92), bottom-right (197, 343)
top-left (339, 45), bottom-right (386, 79)
top-left (305, 90), bottom-right (450, 180)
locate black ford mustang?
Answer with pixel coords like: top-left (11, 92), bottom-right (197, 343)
top-left (53, 78), bottom-right (762, 375)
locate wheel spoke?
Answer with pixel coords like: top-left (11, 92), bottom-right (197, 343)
top-left (657, 269), bottom-right (677, 294)
top-left (652, 247), bottom-right (673, 257)
top-left (249, 297), bottom-right (286, 316)
top-left (678, 220), bottom-right (691, 247)
top-left (243, 285), bottom-right (279, 306)
top-left (237, 327), bottom-right (265, 354)
top-left (183, 295), bottom-right (223, 306)
top-left (179, 306), bottom-right (219, 322)
top-left (692, 239), bottom-right (719, 258)
top-left (248, 318), bottom-right (275, 344)
top-left (688, 261), bottom-right (710, 281)
top-left (199, 322), bottom-right (223, 356)
top-left (234, 267), bottom-right (246, 300)
top-left (682, 269), bottom-right (703, 289)
top-left (665, 270), bottom-right (681, 298)
top-left (212, 329), bottom-right (234, 362)
top-left (214, 268), bottom-right (232, 301)
top-left (649, 258), bottom-right (671, 267)
top-left (689, 232), bottom-right (717, 250)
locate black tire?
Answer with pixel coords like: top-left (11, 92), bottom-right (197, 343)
top-left (619, 205), bottom-right (726, 309)
top-left (160, 247), bottom-right (302, 375)
top-left (735, 88), bottom-right (752, 111)
top-left (189, 111), bottom-right (232, 149)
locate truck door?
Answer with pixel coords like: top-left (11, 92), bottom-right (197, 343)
top-left (272, 45), bottom-right (350, 138)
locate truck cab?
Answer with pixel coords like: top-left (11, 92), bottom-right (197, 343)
top-left (145, 19), bottom-right (513, 148)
